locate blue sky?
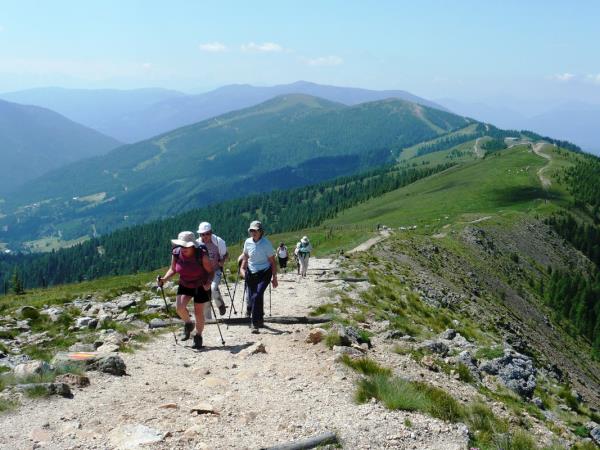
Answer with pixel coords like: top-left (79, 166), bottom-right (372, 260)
top-left (1, 1), bottom-right (599, 103)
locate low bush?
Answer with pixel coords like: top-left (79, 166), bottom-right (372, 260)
top-left (340, 355), bottom-right (391, 377)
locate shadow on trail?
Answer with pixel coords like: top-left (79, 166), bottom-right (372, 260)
top-left (184, 341), bottom-right (255, 354)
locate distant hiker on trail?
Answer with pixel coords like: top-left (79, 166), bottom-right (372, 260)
top-left (197, 222), bottom-right (228, 319)
top-left (158, 231), bottom-right (213, 349)
top-left (296, 236), bottom-right (313, 277)
top-left (277, 242), bottom-right (289, 272)
top-left (294, 241), bottom-right (301, 275)
top-left (240, 221), bottom-right (278, 334)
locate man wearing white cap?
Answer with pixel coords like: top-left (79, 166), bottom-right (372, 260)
top-left (197, 222), bottom-right (229, 318)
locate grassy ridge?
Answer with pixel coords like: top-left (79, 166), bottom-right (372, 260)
top-left (326, 145), bottom-right (565, 231)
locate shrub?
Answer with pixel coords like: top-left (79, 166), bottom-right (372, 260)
top-left (475, 346), bottom-right (504, 360)
top-left (325, 331), bottom-right (342, 348)
top-left (340, 355), bottom-right (391, 377)
top-left (457, 363), bottom-right (475, 383)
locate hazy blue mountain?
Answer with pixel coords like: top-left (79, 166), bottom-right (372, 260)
top-left (526, 103), bottom-right (600, 153)
top-left (0, 87), bottom-right (185, 142)
top-left (0, 94), bottom-right (471, 244)
top-left (0, 99), bottom-right (120, 193)
top-left (116, 81), bottom-right (450, 142)
top-left (438, 98), bottom-right (600, 154)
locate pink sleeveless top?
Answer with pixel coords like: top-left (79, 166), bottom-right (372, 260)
top-left (173, 246), bottom-right (208, 288)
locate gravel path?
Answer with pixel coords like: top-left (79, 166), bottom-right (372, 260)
top-left (0, 258), bottom-right (468, 450)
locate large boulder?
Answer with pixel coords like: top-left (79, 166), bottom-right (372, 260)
top-left (89, 355), bottom-right (126, 376)
top-left (479, 349), bottom-right (536, 398)
top-left (13, 360), bottom-right (53, 378)
top-left (591, 427), bottom-right (600, 446)
top-left (417, 340), bottom-right (449, 356)
top-left (17, 306), bottom-right (40, 320)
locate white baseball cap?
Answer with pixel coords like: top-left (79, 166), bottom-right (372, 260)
top-left (197, 222), bottom-right (212, 234)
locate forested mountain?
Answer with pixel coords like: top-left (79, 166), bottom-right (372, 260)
top-left (0, 163), bottom-right (451, 289)
top-left (0, 94), bottom-right (471, 247)
top-left (1, 82), bottom-right (447, 143)
top-left (0, 87), bottom-right (185, 142)
top-left (0, 100), bottom-right (120, 193)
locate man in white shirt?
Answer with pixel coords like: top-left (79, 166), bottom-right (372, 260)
top-left (197, 222), bottom-right (228, 318)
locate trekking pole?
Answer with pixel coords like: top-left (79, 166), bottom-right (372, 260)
top-left (222, 270), bottom-right (237, 315)
top-left (208, 300), bottom-right (226, 345)
top-left (156, 276), bottom-right (178, 346)
top-left (269, 283), bottom-right (272, 317)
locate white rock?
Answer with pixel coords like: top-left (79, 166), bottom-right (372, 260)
top-left (108, 424), bottom-right (165, 449)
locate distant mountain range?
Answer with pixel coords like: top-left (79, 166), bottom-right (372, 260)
top-left (0, 94), bottom-right (470, 246)
top-left (0, 100), bottom-right (120, 193)
top-left (438, 98), bottom-right (600, 153)
top-left (0, 81), bottom-right (448, 143)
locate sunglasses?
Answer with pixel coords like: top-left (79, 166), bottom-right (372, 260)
top-left (200, 232), bottom-right (212, 236)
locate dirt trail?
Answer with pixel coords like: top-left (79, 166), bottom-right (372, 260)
top-left (348, 229), bottom-right (391, 254)
top-left (531, 142), bottom-right (552, 189)
top-left (473, 137), bottom-right (484, 158)
top-left (0, 257), bottom-right (467, 450)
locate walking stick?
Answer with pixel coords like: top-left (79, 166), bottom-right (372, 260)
top-left (269, 283), bottom-right (272, 317)
top-left (208, 300), bottom-right (226, 345)
top-left (156, 276), bottom-right (178, 346)
top-left (222, 270), bottom-right (237, 315)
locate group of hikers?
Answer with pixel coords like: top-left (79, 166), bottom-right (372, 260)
top-left (157, 221), bottom-right (313, 349)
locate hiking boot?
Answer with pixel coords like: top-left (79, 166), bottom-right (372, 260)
top-left (192, 334), bottom-right (203, 349)
top-left (218, 304), bottom-right (227, 316)
top-left (181, 322), bottom-right (194, 341)
top-left (251, 327), bottom-right (260, 334)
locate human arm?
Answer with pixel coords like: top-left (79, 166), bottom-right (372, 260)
top-left (201, 253), bottom-right (214, 290)
top-left (157, 256), bottom-right (177, 287)
top-left (268, 255), bottom-right (278, 288)
top-left (239, 253), bottom-right (248, 279)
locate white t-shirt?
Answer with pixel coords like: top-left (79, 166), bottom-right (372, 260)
top-left (277, 246), bottom-right (288, 258)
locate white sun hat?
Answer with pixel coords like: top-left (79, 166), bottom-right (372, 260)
top-left (171, 231), bottom-right (197, 247)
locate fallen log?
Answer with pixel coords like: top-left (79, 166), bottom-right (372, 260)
top-left (314, 277), bottom-right (368, 283)
top-left (261, 431), bottom-right (339, 450)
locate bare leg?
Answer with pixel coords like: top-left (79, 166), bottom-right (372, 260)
top-left (176, 295), bottom-right (193, 323)
top-left (193, 303), bottom-right (205, 335)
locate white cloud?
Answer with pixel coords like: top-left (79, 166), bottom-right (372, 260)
top-left (303, 55), bottom-right (343, 67)
top-left (585, 73), bottom-right (600, 84)
top-left (142, 62), bottom-right (152, 70)
top-left (551, 72), bottom-right (576, 82)
top-left (199, 42), bottom-right (227, 52)
top-left (241, 42), bottom-right (283, 53)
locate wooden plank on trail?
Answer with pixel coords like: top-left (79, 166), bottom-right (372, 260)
top-left (314, 277), bottom-right (368, 283)
top-left (205, 316), bottom-right (331, 325)
top-left (261, 431), bottom-right (338, 450)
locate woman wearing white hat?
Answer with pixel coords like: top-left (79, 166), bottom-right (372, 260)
top-left (297, 236), bottom-right (313, 277)
top-left (158, 231), bottom-right (213, 349)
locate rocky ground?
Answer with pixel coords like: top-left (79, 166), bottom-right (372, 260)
top-left (0, 257), bottom-right (471, 450)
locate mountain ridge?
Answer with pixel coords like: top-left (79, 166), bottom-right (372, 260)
top-left (0, 99), bottom-right (121, 193)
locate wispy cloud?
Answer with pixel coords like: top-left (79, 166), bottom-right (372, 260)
top-left (585, 73), bottom-right (600, 84)
top-left (199, 42), bottom-right (227, 53)
top-left (302, 55), bottom-right (343, 67)
top-left (241, 42), bottom-right (283, 53)
top-left (551, 72), bottom-right (576, 82)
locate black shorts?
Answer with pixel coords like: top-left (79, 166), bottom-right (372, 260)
top-left (177, 285), bottom-right (210, 304)
top-left (278, 256), bottom-right (288, 268)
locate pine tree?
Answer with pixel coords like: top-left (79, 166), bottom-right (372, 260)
top-left (11, 269), bottom-right (24, 295)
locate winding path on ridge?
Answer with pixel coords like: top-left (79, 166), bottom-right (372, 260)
top-left (531, 142), bottom-right (553, 189)
top-left (0, 257), bottom-right (468, 450)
